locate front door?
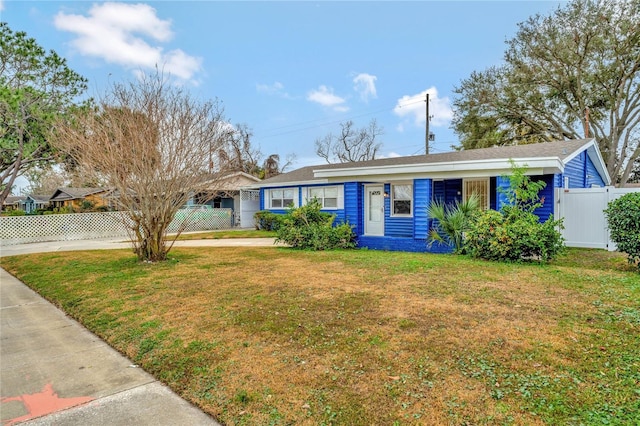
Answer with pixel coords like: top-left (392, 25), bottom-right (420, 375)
top-left (365, 185), bottom-right (384, 236)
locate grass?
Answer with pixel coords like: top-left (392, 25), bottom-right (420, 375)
top-left (175, 229), bottom-right (276, 240)
top-left (1, 247), bottom-right (639, 425)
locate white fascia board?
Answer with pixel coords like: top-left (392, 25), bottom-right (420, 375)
top-left (315, 158), bottom-right (564, 180)
top-left (562, 138), bottom-right (595, 164)
top-left (250, 179), bottom-right (328, 189)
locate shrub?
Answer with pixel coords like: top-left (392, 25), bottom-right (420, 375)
top-left (604, 192), bottom-right (640, 270)
top-left (466, 208), bottom-right (564, 262)
top-left (254, 210), bottom-right (283, 231)
top-left (275, 199), bottom-right (355, 250)
top-left (6, 209), bottom-right (26, 216)
top-left (466, 162), bottom-right (564, 262)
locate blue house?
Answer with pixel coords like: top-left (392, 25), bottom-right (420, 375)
top-left (254, 139), bottom-right (611, 253)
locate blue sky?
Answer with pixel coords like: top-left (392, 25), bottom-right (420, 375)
top-left (3, 0), bottom-right (563, 178)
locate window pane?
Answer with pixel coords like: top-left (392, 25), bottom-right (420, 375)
top-left (272, 189), bottom-right (283, 199)
top-left (283, 189), bottom-right (294, 198)
top-left (310, 188), bottom-right (323, 198)
top-left (272, 199), bottom-right (282, 208)
top-left (393, 184), bottom-right (411, 200)
top-left (324, 187), bottom-right (338, 198)
top-left (394, 200), bottom-right (411, 215)
top-left (324, 198), bottom-right (338, 208)
top-left (283, 198), bottom-right (294, 207)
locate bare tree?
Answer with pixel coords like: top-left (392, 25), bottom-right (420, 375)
top-left (219, 123), bottom-right (262, 175)
top-left (315, 119), bottom-right (383, 163)
top-left (51, 73), bottom-right (229, 262)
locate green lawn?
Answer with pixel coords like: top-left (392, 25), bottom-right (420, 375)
top-left (1, 247), bottom-right (638, 425)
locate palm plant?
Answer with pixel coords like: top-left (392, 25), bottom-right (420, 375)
top-left (427, 193), bottom-right (480, 253)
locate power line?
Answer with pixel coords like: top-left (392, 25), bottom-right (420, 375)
top-left (255, 98), bottom-right (427, 140)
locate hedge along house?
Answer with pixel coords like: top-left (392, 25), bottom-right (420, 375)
top-left (254, 139), bottom-right (610, 253)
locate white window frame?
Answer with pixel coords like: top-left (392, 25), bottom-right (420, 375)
top-left (304, 185), bottom-right (343, 210)
top-left (268, 188), bottom-right (297, 209)
top-left (391, 183), bottom-right (413, 217)
top-left (463, 178), bottom-right (490, 210)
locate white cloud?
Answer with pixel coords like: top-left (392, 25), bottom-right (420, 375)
top-left (307, 85), bottom-right (349, 112)
top-left (256, 81), bottom-right (284, 94)
top-left (353, 73), bottom-right (377, 102)
top-left (0, 0), bottom-right (5, 12)
top-left (393, 87), bottom-right (453, 129)
top-left (54, 2), bottom-right (202, 82)
top-left (256, 81), bottom-right (295, 99)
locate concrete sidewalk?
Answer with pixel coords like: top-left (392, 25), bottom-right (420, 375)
top-left (0, 237), bottom-right (278, 424)
top-left (0, 236), bottom-right (277, 257)
top-left (0, 267), bottom-right (222, 425)
top-left (0, 237), bottom-right (280, 425)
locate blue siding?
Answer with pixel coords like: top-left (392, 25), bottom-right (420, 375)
top-left (586, 155), bottom-right (606, 187)
top-left (344, 182), bottom-right (361, 234)
top-left (555, 155), bottom-right (605, 189)
top-left (357, 236), bottom-right (452, 253)
top-left (414, 179), bottom-right (431, 239)
top-left (554, 173), bottom-right (564, 188)
top-left (259, 188), bottom-right (265, 210)
top-left (564, 152), bottom-right (587, 188)
top-left (496, 176), bottom-right (511, 211)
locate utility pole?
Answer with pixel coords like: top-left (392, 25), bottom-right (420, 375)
top-left (425, 93), bottom-right (430, 155)
top-left (584, 107), bottom-right (590, 138)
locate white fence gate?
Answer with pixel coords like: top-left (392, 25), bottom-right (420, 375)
top-left (557, 187), bottom-right (640, 250)
top-left (239, 189), bottom-right (260, 229)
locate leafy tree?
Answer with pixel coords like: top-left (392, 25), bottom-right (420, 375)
top-left (0, 23), bottom-right (88, 205)
top-left (315, 119), bottom-right (383, 163)
top-left (51, 72), bottom-right (230, 262)
top-left (452, 0), bottom-right (640, 185)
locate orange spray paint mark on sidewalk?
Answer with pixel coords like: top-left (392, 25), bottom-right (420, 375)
top-left (1, 383), bottom-right (94, 425)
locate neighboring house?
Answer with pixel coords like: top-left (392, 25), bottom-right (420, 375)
top-left (253, 138), bottom-right (610, 253)
top-left (1, 196), bottom-right (26, 212)
top-left (21, 194), bottom-right (51, 214)
top-left (190, 171), bottom-right (261, 226)
top-left (49, 187), bottom-right (110, 211)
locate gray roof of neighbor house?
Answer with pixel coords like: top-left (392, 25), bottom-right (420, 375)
top-left (257, 139), bottom-right (603, 186)
top-left (49, 187), bottom-right (107, 201)
top-left (26, 194), bottom-right (51, 202)
top-left (3, 196), bottom-right (26, 205)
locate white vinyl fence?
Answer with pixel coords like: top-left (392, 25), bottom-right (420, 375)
top-left (557, 187), bottom-right (640, 250)
top-left (239, 189), bottom-right (260, 229)
top-left (0, 209), bottom-right (233, 246)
